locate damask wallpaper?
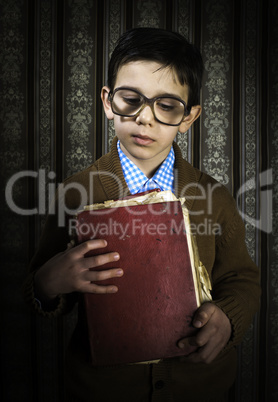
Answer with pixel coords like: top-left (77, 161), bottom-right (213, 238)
top-left (0, 0), bottom-right (277, 401)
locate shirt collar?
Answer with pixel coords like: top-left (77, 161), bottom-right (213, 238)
top-left (117, 140), bottom-right (175, 195)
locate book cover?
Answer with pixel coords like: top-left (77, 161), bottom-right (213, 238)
top-left (74, 190), bottom-right (211, 366)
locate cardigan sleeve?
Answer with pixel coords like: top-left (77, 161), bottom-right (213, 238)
top-left (210, 207), bottom-right (261, 348)
top-left (188, 171), bottom-right (261, 349)
top-left (22, 142), bottom-right (125, 318)
top-left (22, 157), bottom-right (116, 317)
top-left (22, 209), bottom-right (79, 318)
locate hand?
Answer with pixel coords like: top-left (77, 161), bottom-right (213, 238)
top-left (34, 239), bottom-right (123, 302)
top-left (178, 303), bottom-right (232, 364)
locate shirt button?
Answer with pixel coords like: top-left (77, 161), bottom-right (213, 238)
top-left (155, 380), bottom-right (165, 390)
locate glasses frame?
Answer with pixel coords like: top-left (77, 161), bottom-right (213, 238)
top-left (108, 87), bottom-right (191, 126)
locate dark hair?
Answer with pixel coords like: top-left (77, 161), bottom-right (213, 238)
top-left (108, 27), bottom-right (203, 107)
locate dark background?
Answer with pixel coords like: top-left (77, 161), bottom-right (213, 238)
top-left (0, 0), bottom-right (277, 401)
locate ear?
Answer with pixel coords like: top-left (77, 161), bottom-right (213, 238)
top-left (178, 105), bottom-right (202, 133)
top-left (101, 86), bottom-right (114, 120)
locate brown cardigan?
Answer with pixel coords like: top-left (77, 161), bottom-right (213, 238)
top-left (23, 137), bottom-right (260, 402)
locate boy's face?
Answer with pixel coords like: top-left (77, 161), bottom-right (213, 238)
top-left (102, 60), bottom-right (201, 177)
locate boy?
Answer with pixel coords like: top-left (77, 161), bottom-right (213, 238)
top-left (24, 28), bottom-right (260, 401)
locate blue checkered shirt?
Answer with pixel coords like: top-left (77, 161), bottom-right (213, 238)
top-left (117, 140), bottom-right (175, 194)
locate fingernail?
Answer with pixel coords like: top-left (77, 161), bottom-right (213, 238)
top-left (116, 269), bottom-right (123, 276)
top-left (178, 342), bottom-right (184, 349)
top-left (194, 320), bottom-right (202, 328)
top-left (114, 253), bottom-right (120, 260)
top-left (111, 287), bottom-right (118, 293)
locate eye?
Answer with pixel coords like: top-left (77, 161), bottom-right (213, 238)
top-left (156, 100), bottom-right (175, 112)
top-left (122, 95), bottom-right (141, 106)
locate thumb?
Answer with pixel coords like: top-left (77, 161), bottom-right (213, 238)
top-left (192, 302), bottom-right (214, 328)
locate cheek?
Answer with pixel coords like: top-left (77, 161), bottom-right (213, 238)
top-left (113, 119), bottom-right (124, 137)
top-left (158, 128), bottom-right (178, 143)
top-left (113, 117), bottom-right (133, 136)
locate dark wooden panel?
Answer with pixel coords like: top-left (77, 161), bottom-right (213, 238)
top-left (102, 0), bottom-right (124, 154)
top-left (0, 0), bottom-right (33, 400)
top-left (266, 0), bottom-right (278, 400)
top-left (235, 1), bottom-right (262, 401)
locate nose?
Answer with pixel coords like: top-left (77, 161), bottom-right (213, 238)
top-left (136, 105), bottom-right (155, 125)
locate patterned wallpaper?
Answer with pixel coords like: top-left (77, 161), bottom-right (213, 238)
top-left (0, 0), bottom-right (277, 401)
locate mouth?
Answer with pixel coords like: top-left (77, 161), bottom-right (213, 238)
top-left (132, 134), bottom-right (154, 145)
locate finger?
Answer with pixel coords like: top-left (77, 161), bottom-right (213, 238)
top-left (192, 303), bottom-right (215, 328)
top-left (178, 337), bottom-right (198, 354)
top-left (86, 268), bottom-right (124, 282)
top-left (180, 326), bottom-right (229, 364)
top-left (70, 239), bottom-right (108, 258)
top-left (82, 282), bottom-right (120, 294)
top-left (192, 322), bottom-right (219, 348)
top-left (178, 325), bottom-right (216, 356)
top-left (182, 339), bottom-right (221, 364)
top-left (178, 330), bottom-right (208, 350)
top-left (83, 251), bottom-right (120, 270)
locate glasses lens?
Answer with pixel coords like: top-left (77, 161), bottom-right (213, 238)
top-left (154, 98), bottom-right (185, 125)
top-left (111, 88), bottom-right (186, 125)
top-left (112, 89), bottom-right (143, 116)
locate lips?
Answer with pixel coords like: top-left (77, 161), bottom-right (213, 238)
top-left (132, 134), bottom-right (154, 145)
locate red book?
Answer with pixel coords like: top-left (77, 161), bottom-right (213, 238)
top-left (74, 191), bottom-right (211, 366)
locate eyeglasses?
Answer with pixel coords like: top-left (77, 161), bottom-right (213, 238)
top-left (108, 87), bottom-right (191, 126)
